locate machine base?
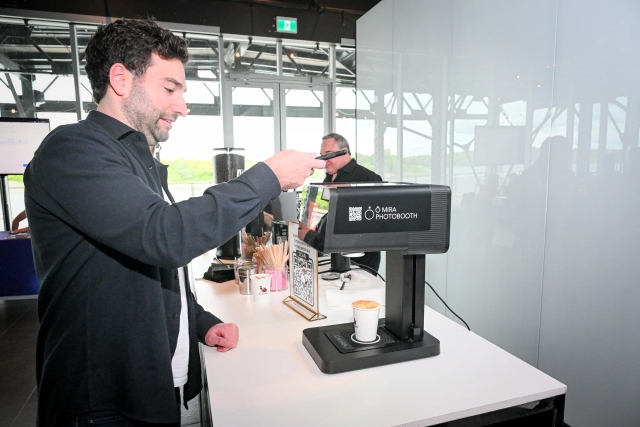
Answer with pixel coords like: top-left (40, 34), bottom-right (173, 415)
top-left (302, 319), bottom-right (440, 374)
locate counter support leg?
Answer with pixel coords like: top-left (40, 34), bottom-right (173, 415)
top-left (1, 175), bottom-right (12, 231)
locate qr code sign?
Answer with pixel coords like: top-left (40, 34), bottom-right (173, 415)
top-left (349, 206), bottom-right (362, 221)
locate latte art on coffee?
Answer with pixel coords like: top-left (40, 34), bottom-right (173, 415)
top-left (352, 300), bottom-right (379, 310)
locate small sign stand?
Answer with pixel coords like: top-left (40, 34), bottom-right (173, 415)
top-left (282, 221), bottom-right (326, 322)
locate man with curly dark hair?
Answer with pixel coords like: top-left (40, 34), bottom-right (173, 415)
top-left (24, 18), bottom-right (324, 427)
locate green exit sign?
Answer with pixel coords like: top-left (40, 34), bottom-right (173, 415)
top-left (276, 16), bottom-right (297, 34)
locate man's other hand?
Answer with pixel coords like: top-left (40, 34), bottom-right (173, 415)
top-left (298, 222), bottom-right (313, 241)
top-left (205, 323), bottom-right (239, 352)
top-left (264, 150), bottom-right (325, 190)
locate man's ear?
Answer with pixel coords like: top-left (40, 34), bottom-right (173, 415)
top-left (108, 63), bottom-right (133, 97)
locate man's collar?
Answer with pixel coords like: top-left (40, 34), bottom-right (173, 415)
top-left (339, 158), bottom-right (357, 173)
top-left (86, 110), bottom-right (139, 140)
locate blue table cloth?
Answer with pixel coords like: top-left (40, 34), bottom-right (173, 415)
top-left (0, 231), bottom-right (40, 296)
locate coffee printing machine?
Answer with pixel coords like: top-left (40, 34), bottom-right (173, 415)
top-left (300, 182), bottom-right (451, 374)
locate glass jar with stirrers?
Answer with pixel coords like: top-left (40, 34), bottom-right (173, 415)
top-left (241, 231), bottom-right (271, 269)
top-left (254, 242), bottom-right (289, 291)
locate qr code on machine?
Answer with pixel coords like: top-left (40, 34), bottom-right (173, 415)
top-left (349, 206), bottom-right (362, 221)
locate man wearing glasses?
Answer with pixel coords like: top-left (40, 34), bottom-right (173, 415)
top-left (320, 133), bottom-right (381, 183)
top-left (298, 133), bottom-right (382, 272)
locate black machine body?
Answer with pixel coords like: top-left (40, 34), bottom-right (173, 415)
top-left (299, 183), bottom-right (451, 255)
top-left (298, 183), bottom-right (452, 374)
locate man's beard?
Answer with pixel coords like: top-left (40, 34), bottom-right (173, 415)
top-left (122, 81), bottom-right (169, 147)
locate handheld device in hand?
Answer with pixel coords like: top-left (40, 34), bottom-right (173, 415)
top-left (316, 149), bottom-right (348, 161)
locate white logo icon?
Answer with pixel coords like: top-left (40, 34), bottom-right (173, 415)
top-left (364, 206), bottom-right (374, 220)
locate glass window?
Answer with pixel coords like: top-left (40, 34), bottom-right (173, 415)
top-left (284, 88), bottom-right (324, 152)
top-left (282, 43), bottom-right (331, 79)
top-left (224, 37), bottom-right (278, 76)
top-left (0, 20), bottom-right (76, 122)
top-left (0, 19), bottom-right (75, 228)
top-left (0, 17), bottom-right (355, 225)
top-left (78, 27), bottom-right (224, 202)
top-left (335, 47), bottom-right (356, 86)
top-left (164, 35), bottom-right (222, 201)
top-left (75, 25), bottom-right (98, 119)
top-left (231, 85), bottom-right (276, 167)
top-left (336, 87), bottom-right (356, 152)
top-left (355, 92), bottom-right (377, 173)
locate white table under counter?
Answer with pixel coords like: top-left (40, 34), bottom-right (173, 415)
top-left (192, 263), bottom-right (566, 427)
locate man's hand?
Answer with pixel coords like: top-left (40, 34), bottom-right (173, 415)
top-left (205, 323), bottom-right (239, 352)
top-left (263, 211), bottom-right (274, 227)
top-left (264, 150), bottom-right (325, 190)
top-left (298, 222), bottom-right (313, 241)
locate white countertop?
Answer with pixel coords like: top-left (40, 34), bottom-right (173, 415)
top-left (192, 252), bottom-right (566, 427)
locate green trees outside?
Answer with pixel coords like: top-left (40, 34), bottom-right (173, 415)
top-left (166, 158), bottom-right (213, 183)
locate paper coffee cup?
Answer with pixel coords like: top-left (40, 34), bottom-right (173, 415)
top-left (352, 300), bottom-right (380, 342)
top-left (251, 274), bottom-right (271, 303)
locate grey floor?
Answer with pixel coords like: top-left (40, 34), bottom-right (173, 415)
top-left (0, 297), bottom-right (39, 427)
top-left (0, 297), bottom-right (201, 427)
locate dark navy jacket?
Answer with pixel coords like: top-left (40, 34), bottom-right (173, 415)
top-left (24, 111), bottom-right (281, 426)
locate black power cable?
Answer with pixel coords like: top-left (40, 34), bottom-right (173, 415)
top-left (424, 279), bottom-right (470, 331)
top-left (350, 260), bottom-right (471, 332)
top-left (349, 260), bottom-right (385, 281)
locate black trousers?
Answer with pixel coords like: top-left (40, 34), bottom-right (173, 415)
top-left (63, 389), bottom-right (182, 427)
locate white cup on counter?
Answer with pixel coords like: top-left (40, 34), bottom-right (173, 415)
top-left (352, 300), bottom-right (381, 342)
top-left (251, 274), bottom-right (271, 303)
